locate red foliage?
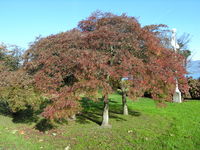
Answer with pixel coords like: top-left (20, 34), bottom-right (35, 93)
top-left (24, 11), bottom-right (188, 119)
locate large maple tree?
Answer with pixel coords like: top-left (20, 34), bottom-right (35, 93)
top-left (24, 11), bottom-right (188, 126)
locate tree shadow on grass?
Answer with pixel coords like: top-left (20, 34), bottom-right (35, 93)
top-left (35, 118), bottom-right (54, 132)
top-left (76, 97), bottom-right (103, 125)
top-left (129, 110), bottom-right (141, 116)
top-left (0, 101), bottom-right (39, 124)
top-left (77, 113), bottom-right (102, 125)
top-left (184, 98), bottom-right (200, 101)
top-left (12, 99), bottom-right (52, 124)
top-left (77, 97), bottom-right (141, 125)
top-left (109, 109), bottom-right (141, 117)
top-left (12, 107), bottom-right (39, 124)
top-left (109, 103), bottom-right (141, 117)
top-left (0, 98), bottom-right (55, 131)
top-left (77, 111), bottom-right (127, 125)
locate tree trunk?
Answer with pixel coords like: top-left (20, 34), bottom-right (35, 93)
top-left (101, 94), bottom-right (110, 127)
top-left (122, 92), bottom-right (128, 115)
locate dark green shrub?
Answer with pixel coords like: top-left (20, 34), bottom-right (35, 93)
top-left (188, 78), bottom-right (200, 99)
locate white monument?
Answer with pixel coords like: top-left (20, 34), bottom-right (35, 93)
top-left (171, 28), bottom-right (182, 103)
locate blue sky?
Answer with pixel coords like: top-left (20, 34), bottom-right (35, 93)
top-left (0, 0), bottom-right (200, 60)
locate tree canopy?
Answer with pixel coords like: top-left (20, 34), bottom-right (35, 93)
top-left (22, 11), bottom-right (188, 122)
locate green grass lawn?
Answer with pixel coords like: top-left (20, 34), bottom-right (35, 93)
top-left (0, 93), bottom-right (200, 150)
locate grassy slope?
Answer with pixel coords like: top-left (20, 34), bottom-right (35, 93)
top-left (0, 94), bottom-right (200, 150)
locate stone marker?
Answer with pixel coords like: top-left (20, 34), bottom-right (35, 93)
top-left (171, 28), bottom-right (182, 103)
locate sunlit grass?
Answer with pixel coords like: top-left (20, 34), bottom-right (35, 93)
top-left (0, 93), bottom-right (200, 149)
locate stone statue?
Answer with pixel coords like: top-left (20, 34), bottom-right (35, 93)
top-left (171, 28), bottom-right (180, 52)
top-left (171, 28), bottom-right (182, 103)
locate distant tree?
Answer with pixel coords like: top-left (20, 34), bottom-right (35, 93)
top-left (0, 43), bottom-right (22, 71)
top-left (177, 33), bottom-right (191, 67)
top-left (0, 43), bottom-right (43, 114)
